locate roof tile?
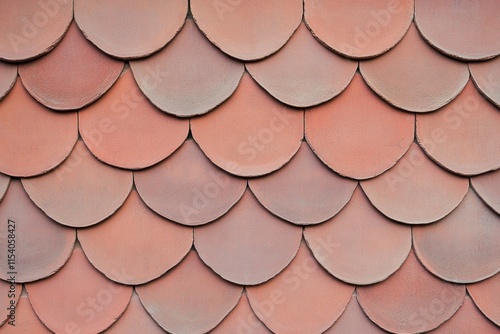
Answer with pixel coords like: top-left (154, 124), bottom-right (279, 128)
top-left (79, 68), bottom-right (189, 169)
top-left (0, 61), bottom-right (16, 100)
top-left (305, 73), bottom-right (415, 179)
top-left (304, 186), bottom-right (411, 285)
top-left (136, 250), bottom-right (242, 334)
top-left (304, 0), bottom-right (414, 59)
top-left (0, 281), bottom-right (20, 326)
top-left (413, 188), bottom-right (500, 283)
top-left (191, 73), bottom-right (303, 177)
top-left (469, 56), bottom-right (500, 107)
top-left (0, 0), bottom-right (73, 61)
top-left (0, 173), bottom-right (10, 200)
top-left (26, 246), bottom-right (132, 334)
top-left (18, 21), bottom-right (123, 110)
top-left (414, 0), bottom-right (500, 60)
top-left (78, 189), bottom-right (193, 285)
top-left (190, 0), bottom-right (302, 60)
top-left (130, 19), bottom-right (244, 117)
top-left (74, 0), bottom-right (187, 59)
top-left (194, 189), bottom-right (302, 285)
top-left (0, 295), bottom-right (51, 333)
top-left (357, 250), bottom-right (466, 333)
top-left (246, 22), bottom-right (358, 108)
top-left (361, 143), bottom-right (469, 224)
top-left (417, 80), bottom-right (500, 175)
top-left (246, 242), bottom-right (354, 334)
top-left (471, 170), bottom-right (500, 214)
top-left (467, 273), bottom-right (500, 326)
top-left (360, 23), bottom-right (469, 112)
top-left (21, 140), bottom-right (133, 227)
top-left (0, 78), bottom-right (78, 177)
top-left (0, 180), bottom-right (75, 282)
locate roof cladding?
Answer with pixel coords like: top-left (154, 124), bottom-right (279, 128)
top-left (0, 0), bottom-right (499, 333)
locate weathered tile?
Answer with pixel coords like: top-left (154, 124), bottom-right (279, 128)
top-left (0, 295), bottom-right (52, 333)
top-left (468, 273), bottom-right (500, 326)
top-left (0, 280), bottom-right (20, 326)
top-left (471, 170), bottom-right (500, 214)
top-left (0, 173), bottom-right (10, 201)
top-left (0, 61), bottom-right (16, 100)
top-left (469, 56), bottom-right (500, 107)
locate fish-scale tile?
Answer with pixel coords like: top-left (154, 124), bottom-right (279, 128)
top-left (357, 250), bottom-right (466, 333)
top-left (304, 186), bottom-right (411, 285)
top-left (74, 0), bottom-right (187, 59)
top-left (0, 62), bottom-right (16, 100)
top-left (190, 0), bottom-right (302, 61)
top-left (469, 56), bottom-right (500, 107)
top-left (194, 189), bottom-right (302, 285)
top-left (79, 68), bottom-right (189, 169)
top-left (104, 291), bottom-right (166, 334)
top-left (360, 24), bottom-right (469, 112)
top-left (413, 189), bottom-right (500, 284)
top-left (26, 247), bottom-right (132, 334)
top-left (0, 295), bottom-right (51, 333)
top-left (471, 170), bottom-right (500, 214)
top-left (18, 22), bottom-right (123, 111)
top-left (428, 296), bottom-right (499, 334)
top-left (249, 142), bottom-right (357, 225)
top-left (22, 140), bottom-right (133, 227)
top-left (191, 73), bottom-right (303, 177)
top-left (0, 79), bottom-right (78, 177)
top-left (304, 0), bottom-right (414, 59)
top-left (0, 0), bottom-right (73, 61)
top-left (246, 242), bottom-right (354, 334)
top-left (0, 281), bottom-right (20, 326)
top-left (0, 180), bottom-right (75, 282)
top-left (468, 273), bottom-right (500, 326)
top-left (135, 139), bottom-right (246, 226)
top-left (305, 73), bottom-right (414, 180)
top-left (324, 294), bottom-right (388, 334)
top-left (136, 251), bottom-right (242, 334)
top-left (416, 80), bottom-right (500, 176)
top-left (246, 23), bottom-right (358, 108)
top-left (131, 19), bottom-right (244, 117)
top-left (415, 0), bottom-right (500, 61)
top-left (78, 190), bottom-right (192, 285)
top-left (0, 173), bottom-right (10, 201)
top-left (210, 293), bottom-right (272, 334)
top-left (361, 143), bottom-right (469, 224)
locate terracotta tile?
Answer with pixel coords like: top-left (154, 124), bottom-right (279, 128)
top-left (305, 73), bottom-right (415, 179)
top-left (360, 23), bottom-right (469, 112)
top-left (428, 296), bottom-right (499, 334)
top-left (304, 0), bottom-right (414, 58)
top-left (194, 190), bottom-right (302, 285)
top-left (79, 69), bottom-right (189, 169)
top-left (0, 0), bottom-right (72, 61)
top-left (246, 23), bottom-right (358, 108)
top-left (75, 0), bottom-right (187, 59)
top-left (26, 247), bottom-right (132, 334)
top-left (0, 280), bottom-right (20, 326)
top-left (22, 140), bottom-right (133, 227)
top-left (246, 242), bottom-right (354, 334)
top-left (416, 80), bottom-right (500, 176)
top-left (1, 295), bottom-right (51, 333)
top-left (471, 170), bottom-right (500, 214)
top-left (324, 294), bottom-right (388, 334)
top-left (0, 79), bottom-right (78, 177)
top-left (210, 292), bottom-right (272, 334)
top-left (304, 186), bottom-right (411, 285)
top-left (0, 61), bottom-right (16, 100)
top-left (136, 250), bottom-right (242, 334)
top-left (357, 250), bottom-right (466, 333)
top-left (0, 173), bottom-right (10, 201)
top-left (361, 143), bottom-right (469, 224)
top-left (469, 56), bottom-right (500, 107)
top-left (415, 0), bottom-right (500, 60)
top-left (105, 291), bottom-right (165, 334)
top-left (0, 180), bottom-right (75, 282)
top-left (18, 22), bottom-right (123, 111)
top-left (249, 142), bottom-right (357, 225)
top-left (468, 273), bottom-right (500, 326)
top-left (413, 189), bottom-right (500, 284)
top-left (134, 140), bottom-right (246, 226)
top-left (131, 19), bottom-right (244, 117)
top-left (190, 0), bottom-right (302, 60)
top-left (191, 73), bottom-right (303, 177)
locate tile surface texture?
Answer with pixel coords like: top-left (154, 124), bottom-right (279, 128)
top-left (0, 1), bottom-right (498, 333)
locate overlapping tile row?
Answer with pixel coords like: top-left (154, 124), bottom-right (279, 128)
top-left (0, 0), bottom-right (499, 333)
